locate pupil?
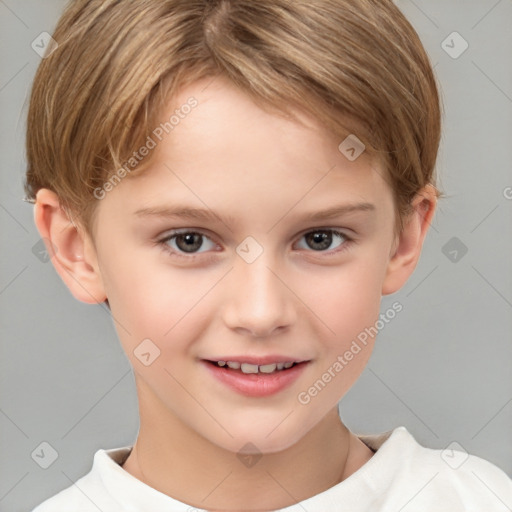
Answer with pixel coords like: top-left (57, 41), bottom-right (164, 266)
top-left (177, 233), bottom-right (202, 253)
top-left (307, 232), bottom-right (331, 251)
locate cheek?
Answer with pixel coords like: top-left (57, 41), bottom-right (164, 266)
top-left (300, 253), bottom-right (386, 383)
top-left (101, 251), bottom-right (216, 356)
top-left (305, 259), bottom-right (384, 334)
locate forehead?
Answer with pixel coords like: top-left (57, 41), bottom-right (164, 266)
top-left (96, 76), bottom-right (394, 230)
top-left (164, 76), bottom-right (353, 169)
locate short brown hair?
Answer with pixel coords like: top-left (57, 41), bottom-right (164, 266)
top-left (25, 0), bottom-right (443, 238)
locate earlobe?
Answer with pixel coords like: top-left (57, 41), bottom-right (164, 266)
top-left (381, 185), bottom-right (437, 296)
top-left (33, 188), bottom-right (107, 304)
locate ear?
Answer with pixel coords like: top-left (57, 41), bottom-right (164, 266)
top-left (381, 184), bottom-right (437, 296)
top-left (33, 188), bottom-right (107, 304)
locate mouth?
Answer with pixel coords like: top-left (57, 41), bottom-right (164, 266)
top-left (201, 358), bottom-right (312, 397)
top-left (204, 359), bottom-right (307, 374)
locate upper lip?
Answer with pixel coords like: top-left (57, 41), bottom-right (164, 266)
top-left (202, 355), bottom-right (311, 365)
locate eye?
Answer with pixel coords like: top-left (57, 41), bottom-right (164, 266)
top-left (157, 228), bottom-right (353, 260)
top-left (295, 229), bottom-right (352, 254)
top-left (158, 230), bottom-right (217, 258)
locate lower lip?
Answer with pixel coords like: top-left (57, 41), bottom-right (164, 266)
top-left (201, 360), bottom-right (310, 397)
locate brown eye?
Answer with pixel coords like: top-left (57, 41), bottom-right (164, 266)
top-left (296, 229), bottom-right (350, 253)
top-left (173, 233), bottom-right (203, 253)
top-left (159, 230), bottom-right (216, 256)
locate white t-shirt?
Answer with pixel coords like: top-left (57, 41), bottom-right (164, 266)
top-left (32, 426), bottom-right (512, 512)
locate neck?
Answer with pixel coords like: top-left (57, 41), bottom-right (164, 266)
top-left (122, 378), bottom-right (374, 510)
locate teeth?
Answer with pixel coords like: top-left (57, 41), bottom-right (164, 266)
top-left (216, 360), bottom-right (297, 374)
top-left (240, 363), bottom-right (259, 374)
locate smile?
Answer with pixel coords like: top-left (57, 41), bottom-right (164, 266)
top-left (202, 359), bottom-right (311, 397)
top-left (210, 360), bottom-right (298, 374)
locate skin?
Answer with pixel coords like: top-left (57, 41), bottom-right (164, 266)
top-left (34, 76), bottom-right (436, 511)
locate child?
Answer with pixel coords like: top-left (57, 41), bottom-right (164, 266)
top-left (26, 0), bottom-right (512, 510)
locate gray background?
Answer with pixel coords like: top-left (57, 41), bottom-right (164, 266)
top-left (1, 0), bottom-right (511, 510)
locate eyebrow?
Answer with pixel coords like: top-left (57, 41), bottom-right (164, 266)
top-left (134, 202), bottom-right (376, 226)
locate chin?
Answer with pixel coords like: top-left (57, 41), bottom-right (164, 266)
top-left (207, 418), bottom-right (310, 456)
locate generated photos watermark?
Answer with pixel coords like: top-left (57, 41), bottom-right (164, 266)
top-left (297, 301), bottom-right (403, 405)
top-left (93, 97), bottom-right (198, 200)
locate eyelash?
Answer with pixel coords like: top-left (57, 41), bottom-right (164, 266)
top-left (156, 228), bottom-right (355, 261)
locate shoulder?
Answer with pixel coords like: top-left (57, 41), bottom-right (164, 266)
top-left (31, 446), bottom-right (132, 512)
top-left (31, 472), bottom-right (103, 512)
top-left (362, 426), bottom-right (512, 511)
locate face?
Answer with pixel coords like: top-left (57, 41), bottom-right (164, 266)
top-left (88, 76), bottom-right (398, 454)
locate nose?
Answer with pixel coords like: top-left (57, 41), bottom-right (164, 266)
top-left (222, 252), bottom-right (297, 338)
